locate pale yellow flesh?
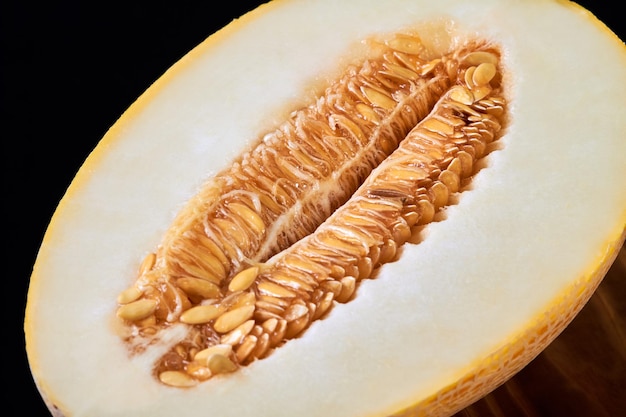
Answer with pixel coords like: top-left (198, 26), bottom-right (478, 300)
top-left (25, 1), bottom-right (626, 416)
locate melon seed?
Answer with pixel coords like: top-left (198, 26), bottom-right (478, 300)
top-left (228, 266), bottom-right (259, 292)
top-left (214, 305), bottom-right (256, 334)
top-left (179, 305), bottom-right (222, 324)
top-left (117, 298), bottom-right (157, 321)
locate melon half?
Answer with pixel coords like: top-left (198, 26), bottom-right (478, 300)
top-left (24, 1), bottom-right (625, 416)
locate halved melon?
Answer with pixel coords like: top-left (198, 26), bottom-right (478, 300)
top-left (24, 1), bottom-right (625, 416)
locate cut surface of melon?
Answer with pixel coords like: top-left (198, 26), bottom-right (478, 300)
top-left (24, 1), bottom-right (626, 417)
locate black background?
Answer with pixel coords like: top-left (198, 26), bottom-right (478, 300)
top-left (4, 1), bottom-right (623, 416)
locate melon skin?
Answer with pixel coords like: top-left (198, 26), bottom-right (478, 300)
top-left (463, 247), bottom-right (625, 416)
top-left (23, 1), bottom-right (626, 417)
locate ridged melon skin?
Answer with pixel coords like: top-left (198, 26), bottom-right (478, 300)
top-left (397, 235), bottom-right (625, 417)
top-left (459, 244), bottom-right (625, 417)
top-left (24, 1), bottom-right (626, 416)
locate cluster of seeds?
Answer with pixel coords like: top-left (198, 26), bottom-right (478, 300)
top-left (116, 33), bottom-right (458, 325)
top-left (115, 33), bottom-right (507, 387)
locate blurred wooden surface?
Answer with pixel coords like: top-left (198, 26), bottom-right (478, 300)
top-left (455, 244), bottom-right (626, 417)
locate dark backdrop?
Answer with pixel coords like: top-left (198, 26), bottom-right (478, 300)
top-left (4, 1), bottom-right (623, 416)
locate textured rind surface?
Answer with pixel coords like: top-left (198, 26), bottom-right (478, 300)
top-left (25, 0), bottom-right (626, 416)
top-left (392, 233), bottom-right (625, 417)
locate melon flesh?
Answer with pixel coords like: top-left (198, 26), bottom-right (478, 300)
top-left (24, 1), bottom-right (626, 416)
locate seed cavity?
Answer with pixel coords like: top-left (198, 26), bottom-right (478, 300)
top-left (115, 31), bottom-right (508, 387)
